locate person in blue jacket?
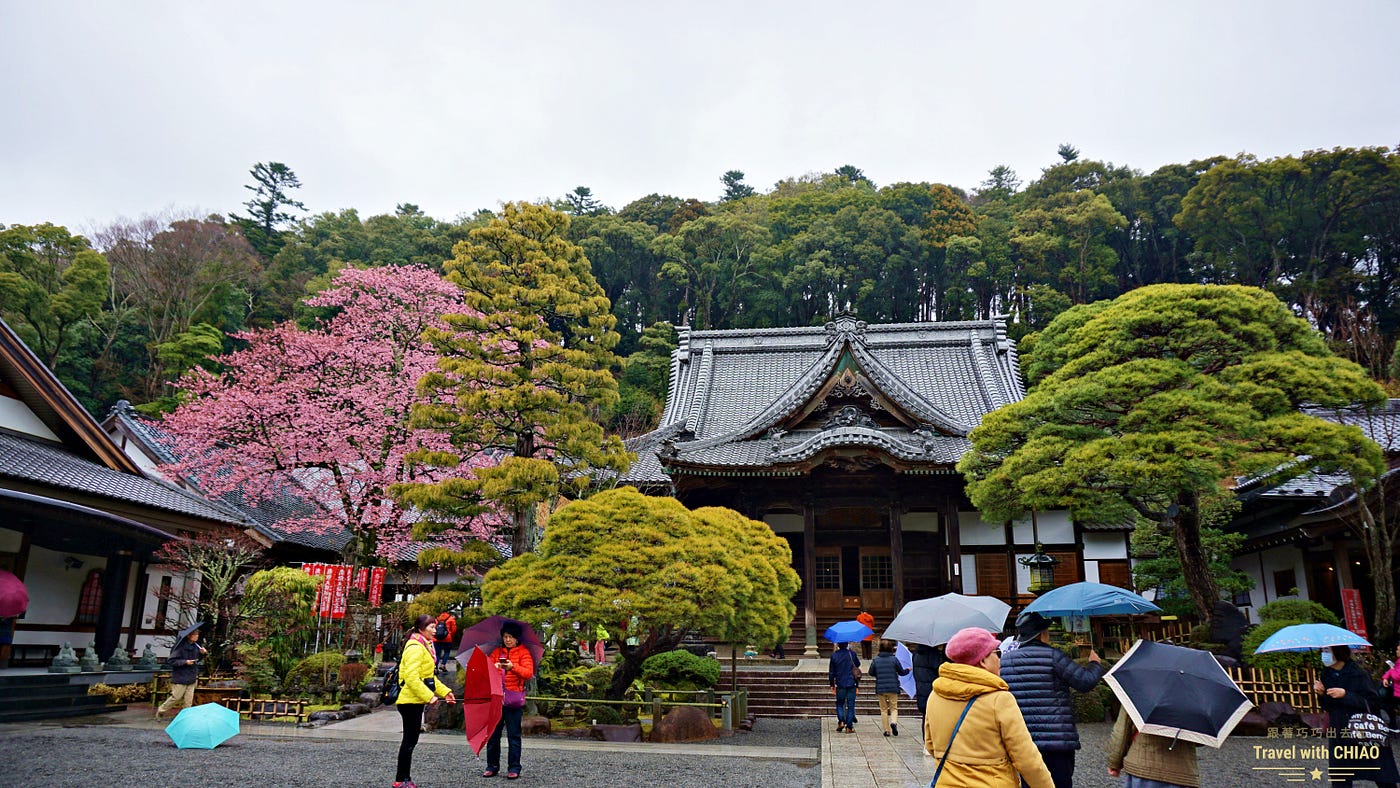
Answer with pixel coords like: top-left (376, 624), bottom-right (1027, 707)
top-left (828, 641), bottom-right (861, 732)
top-left (868, 639), bottom-right (910, 736)
top-left (999, 611), bottom-right (1103, 788)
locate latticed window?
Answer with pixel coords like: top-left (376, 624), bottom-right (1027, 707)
top-left (815, 555), bottom-right (842, 589)
top-left (861, 554), bottom-right (893, 589)
top-left (75, 570), bottom-right (103, 625)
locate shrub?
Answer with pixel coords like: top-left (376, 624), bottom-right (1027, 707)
top-left (286, 651), bottom-right (347, 688)
top-left (641, 649), bottom-right (720, 691)
top-left (1243, 620), bottom-right (1312, 671)
top-left (586, 704), bottom-right (621, 725)
top-left (583, 665), bottom-right (614, 699)
top-left (338, 662), bottom-right (370, 691)
top-left (88, 683), bottom-right (151, 703)
top-left (1259, 599), bottom-right (1339, 626)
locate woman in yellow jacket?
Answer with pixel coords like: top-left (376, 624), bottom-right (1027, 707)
top-left (924, 627), bottom-right (1054, 788)
top-left (395, 614), bottom-right (456, 788)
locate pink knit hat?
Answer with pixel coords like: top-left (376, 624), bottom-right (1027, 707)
top-left (946, 627), bottom-right (1000, 666)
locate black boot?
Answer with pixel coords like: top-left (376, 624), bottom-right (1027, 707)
top-left (891, 723), bottom-right (898, 736)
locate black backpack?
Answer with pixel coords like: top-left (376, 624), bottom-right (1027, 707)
top-left (435, 620), bottom-right (449, 640)
top-left (380, 662), bottom-right (401, 705)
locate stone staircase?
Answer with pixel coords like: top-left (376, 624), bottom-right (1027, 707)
top-left (720, 664), bottom-right (921, 721)
top-left (0, 674), bottom-right (122, 722)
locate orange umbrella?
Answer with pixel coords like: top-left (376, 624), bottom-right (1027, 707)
top-left (457, 645), bottom-right (502, 756)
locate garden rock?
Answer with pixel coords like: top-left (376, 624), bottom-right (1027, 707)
top-left (307, 710), bottom-right (348, 722)
top-left (650, 706), bottom-right (719, 743)
top-left (358, 692), bottom-right (380, 708)
top-left (341, 703), bottom-right (370, 717)
top-left (521, 716), bottom-right (551, 735)
top-left (425, 699), bottom-right (463, 730)
top-left (591, 723), bottom-right (643, 742)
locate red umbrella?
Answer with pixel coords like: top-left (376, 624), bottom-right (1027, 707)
top-left (457, 646), bottom-right (502, 756)
top-left (456, 615), bottom-right (544, 667)
top-left (0, 570), bottom-right (28, 618)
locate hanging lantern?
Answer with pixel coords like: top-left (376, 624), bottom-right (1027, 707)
top-left (1021, 545), bottom-right (1059, 595)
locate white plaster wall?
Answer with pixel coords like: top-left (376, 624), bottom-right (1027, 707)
top-left (1231, 546), bottom-right (1310, 623)
top-left (13, 545), bottom-right (104, 647)
top-left (903, 512), bottom-right (940, 532)
top-left (1083, 532), bottom-right (1130, 560)
top-left (764, 514), bottom-right (804, 533)
top-left (0, 396), bottom-right (60, 440)
top-left (1011, 511), bottom-right (1075, 545)
top-left (960, 554), bottom-right (977, 594)
top-left (958, 512), bottom-right (1006, 545)
top-left (1083, 562), bottom-right (1101, 584)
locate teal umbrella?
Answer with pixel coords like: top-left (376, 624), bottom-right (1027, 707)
top-left (165, 702), bottom-right (240, 749)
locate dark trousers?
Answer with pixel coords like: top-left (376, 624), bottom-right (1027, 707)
top-left (1037, 750), bottom-right (1074, 788)
top-left (487, 704), bottom-right (524, 773)
top-left (396, 703), bottom-right (424, 782)
top-left (434, 641), bottom-right (450, 668)
top-left (835, 687), bottom-right (857, 727)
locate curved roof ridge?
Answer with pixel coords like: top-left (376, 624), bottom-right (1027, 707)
top-left (683, 339), bottom-right (715, 435)
top-left (849, 340), bottom-right (974, 436)
top-left (660, 326), bottom-right (690, 426)
top-left (966, 331), bottom-right (1000, 412)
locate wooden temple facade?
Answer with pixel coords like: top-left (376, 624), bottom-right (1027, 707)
top-left (623, 315), bottom-right (1132, 655)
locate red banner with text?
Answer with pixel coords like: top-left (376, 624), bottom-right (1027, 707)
top-left (1342, 587), bottom-right (1369, 641)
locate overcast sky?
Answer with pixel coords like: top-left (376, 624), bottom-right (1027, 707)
top-left (3, 1), bottom-right (1398, 235)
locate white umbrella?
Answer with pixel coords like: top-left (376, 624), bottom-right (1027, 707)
top-left (895, 642), bottom-right (916, 699)
top-left (882, 593), bottom-right (1011, 647)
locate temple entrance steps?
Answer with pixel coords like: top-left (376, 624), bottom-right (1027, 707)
top-left (0, 673), bottom-right (123, 722)
top-left (720, 662), bottom-right (922, 721)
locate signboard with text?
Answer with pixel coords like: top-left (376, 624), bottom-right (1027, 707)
top-left (1341, 587), bottom-right (1369, 640)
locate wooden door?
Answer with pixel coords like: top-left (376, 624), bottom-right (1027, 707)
top-left (859, 546), bottom-right (894, 610)
top-left (815, 547), bottom-right (843, 611)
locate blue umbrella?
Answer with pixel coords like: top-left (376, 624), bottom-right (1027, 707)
top-left (894, 642), bottom-right (916, 700)
top-left (1023, 581), bottom-right (1162, 618)
top-left (1253, 623), bottom-right (1371, 653)
top-left (165, 702), bottom-right (240, 749)
top-left (823, 620), bottom-right (873, 643)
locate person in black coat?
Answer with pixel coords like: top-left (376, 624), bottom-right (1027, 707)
top-left (1316, 645), bottom-right (1399, 788)
top-left (911, 643), bottom-right (947, 718)
top-left (155, 626), bottom-right (206, 720)
top-left (999, 612), bottom-right (1103, 788)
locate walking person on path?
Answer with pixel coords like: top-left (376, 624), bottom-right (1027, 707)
top-left (912, 643), bottom-right (948, 719)
top-left (1105, 704), bottom-right (1200, 787)
top-left (155, 624), bottom-right (206, 720)
top-left (433, 610), bottom-right (457, 672)
top-left (1000, 611), bottom-right (1103, 788)
top-left (484, 620), bottom-right (536, 780)
top-left (857, 610), bottom-right (875, 660)
top-left (869, 639), bottom-right (909, 736)
top-left (395, 614), bottom-right (456, 788)
top-left (829, 640), bottom-right (861, 733)
top-left (1316, 644), bottom-right (1399, 788)
top-left (924, 627), bottom-right (1053, 788)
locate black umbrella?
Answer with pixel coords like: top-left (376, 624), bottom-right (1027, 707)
top-left (176, 621), bottom-right (204, 641)
top-left (1103, 639), bottom-right (1253, 748)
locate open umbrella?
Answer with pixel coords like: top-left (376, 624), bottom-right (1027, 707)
top-left (1103, 639), bottom-right (1252, 748)
top-left (894, 642), bottom-right (916, 700)
top-left (457, 616), bottom-right (544, 667)
top-left (1253, 623), bottom-right (1371, 653)
top-left (176, 621), bottom-right (204, 641)
top-left (164, 702), bottom-right (240, 749)
top-left (457, 645), bottom-right (503, 756)
top-left (883, 593), bottom-right (1011, 646)
top-left (1022, 582), bottom-right (1162, 618)
top-left (823, 620), bottom-right (873, 643)
top-left (0, 570), bottom-right (28, 617)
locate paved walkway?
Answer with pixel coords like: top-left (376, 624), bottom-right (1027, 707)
top-left (822, 716), bottom-right (934, 787)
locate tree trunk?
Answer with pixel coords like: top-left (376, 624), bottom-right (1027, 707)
top-left (606, 629), bottom-right (685, 700)
top-left (1172, 491), bottom-right (1220, 625)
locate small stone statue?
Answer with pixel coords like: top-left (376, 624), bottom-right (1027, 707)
top-left (79, 642), bottom-right (101, 672)
top-left (49, 642), bottom-right (80, 673)
top-left (134, 643), bottom-right (159, 670)
top-left (104, 646), bottom-right (133, 672)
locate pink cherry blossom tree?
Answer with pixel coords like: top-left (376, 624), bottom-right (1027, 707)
top-left (160, 265), bottom-right (500, 562)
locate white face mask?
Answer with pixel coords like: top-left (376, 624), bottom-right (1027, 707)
top-left (1321, 649), bottom-right (1336, 667)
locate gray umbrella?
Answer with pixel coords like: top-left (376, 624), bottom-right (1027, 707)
top-left (177, 621), bottom-right (204, 641)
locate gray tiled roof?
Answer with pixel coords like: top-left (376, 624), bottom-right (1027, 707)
top-left (0, 430), bottom-right (250, 525)
top-left (625, 316), bottom-right (1024, 483)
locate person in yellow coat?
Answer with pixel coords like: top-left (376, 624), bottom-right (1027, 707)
top-left (394, 614), bottom-right (456, 788)
top-left (924, 627), bottom-right (1053, 788)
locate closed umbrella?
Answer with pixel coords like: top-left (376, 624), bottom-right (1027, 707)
top-left (894, 642), bottom-right (916, 700)
top-left (1023, 582), bottom-right (1162, 618)
top-left (0, 570), bottom-right (28, 617)
top-left (456, 646), bottom-right (503, 756)
top-left (883, 593), bottom-right (1011, 646)
top-left (456, 616), bottom-right (544, 667)
top-left (164, 702), bottom-right (240, 749)
top-left (823, 621), bottom-right (873, 643)
top-left (1253, 623), bottom-right (1371, 653)
top-left (1103, 639), bottom-right (1252, 748)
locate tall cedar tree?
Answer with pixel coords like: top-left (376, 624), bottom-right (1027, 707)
top-left (402, 202), bottom-right (632, 557)
top-left (481, 487), bottom-right (798, 699)
top-left (959, 284), bottom-right (1386, 622)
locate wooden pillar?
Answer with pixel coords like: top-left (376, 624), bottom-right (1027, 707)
top-left (889, 504), bottom-right (905, 613)
top-left (803, 501), bottom-right (819, 658)
top-left (96, 550), bottom-right (133, 662)
top-left (945, 501), bottom-right (963, 594)
top-left (126, 560), bottom-right (149, 652)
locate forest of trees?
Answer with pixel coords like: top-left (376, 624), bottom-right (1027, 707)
top-left (3, 145), bottom-right (1399, 436)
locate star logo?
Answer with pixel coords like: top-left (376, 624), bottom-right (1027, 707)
top-left (1310, 767), bottom-right (1325, 780)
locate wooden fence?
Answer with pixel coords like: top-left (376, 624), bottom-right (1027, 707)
top-left (221, 697), bottom-right (309, 723)
top-left (1224, 667), bottom-right (1320, 713)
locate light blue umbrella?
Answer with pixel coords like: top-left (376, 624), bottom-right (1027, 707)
top-left (823, 620), bottom-right (874, 643)
top-left (1023, 581), bottom-right (1162, 618)
top-left (1253, 623), bottom-right (1371, 653)
top-left (165, 702), bottom-right (240, 749)
top-left (895, 642), bottom-right (916, 700)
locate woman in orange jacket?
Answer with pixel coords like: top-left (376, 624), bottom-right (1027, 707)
top-left (483, 620), bottom-right (535, 780)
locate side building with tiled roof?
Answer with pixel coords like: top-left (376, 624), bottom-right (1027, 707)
top-left (622, 315), bottom-right (1133, 656)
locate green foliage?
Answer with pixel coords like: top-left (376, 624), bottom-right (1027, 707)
top-left (404, 583), bottom-right (485, 628)
top-left (640, 650), bottom-right (721, 691)
top-left (236, 566), bottom-right (321, 682)
top-left (1130, 515), bottom-right (1253, 617)
top-left (1243, 599), bottom-right (1340, 671)
top-left (0, 224), bottom-right (106, 368)
top-left (286, 651), bottom-right (347, 688)
top-left (585, 704), bottom-right (621, 725)
top-left (1259, 599), bottom-right (1339, 625)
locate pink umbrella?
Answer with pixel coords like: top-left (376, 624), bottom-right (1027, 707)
top-left (0, 570), bottom-right (28, 618)
top-left (457, 645), bottom-right (503, 756)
